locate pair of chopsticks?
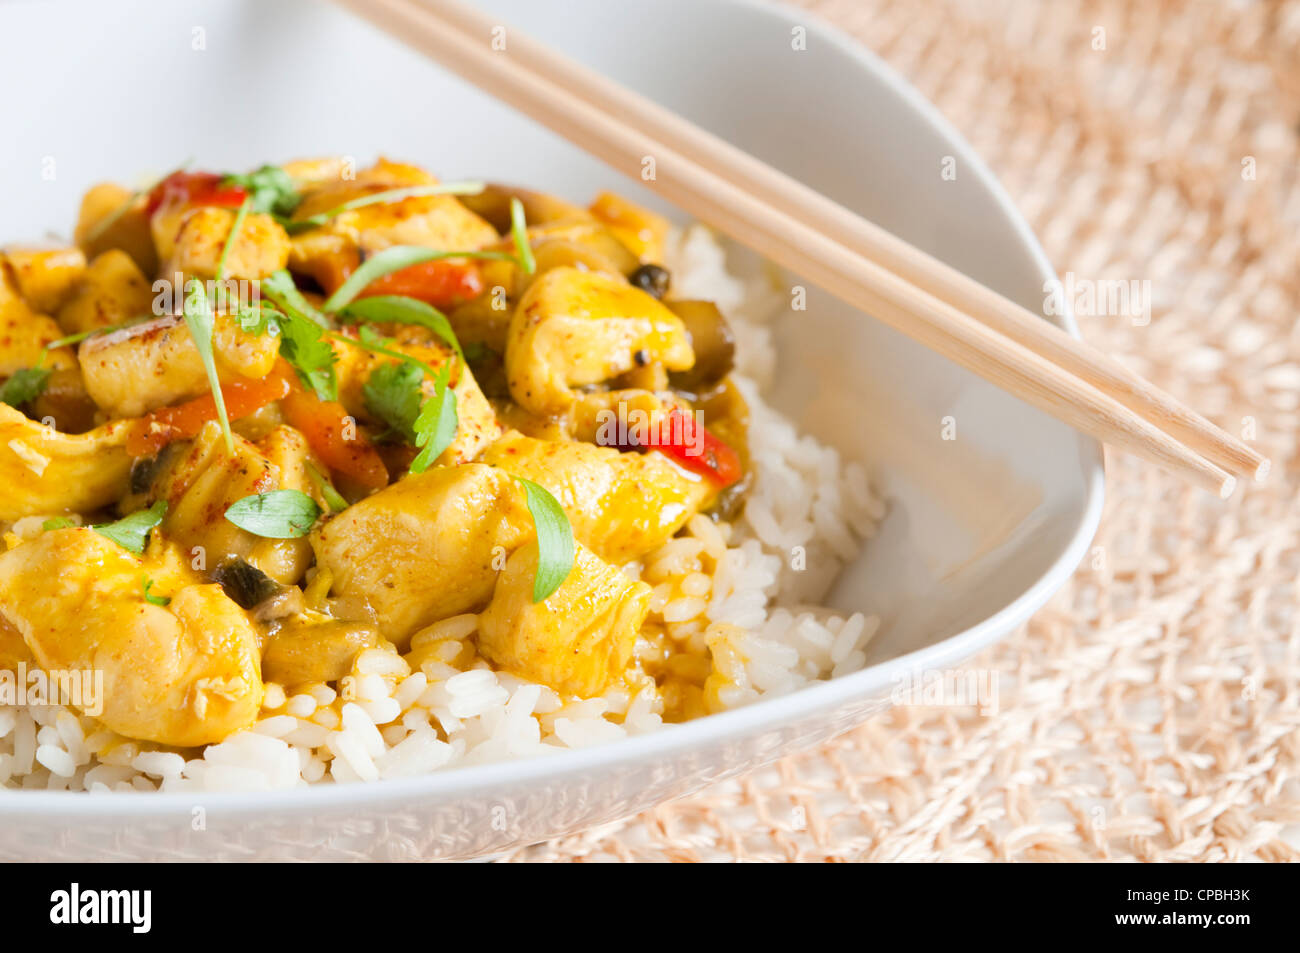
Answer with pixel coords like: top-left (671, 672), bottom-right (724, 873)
top-left (332, 0), bottom-right (1268, 498)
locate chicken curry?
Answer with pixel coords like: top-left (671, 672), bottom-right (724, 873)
top-left (0, 158), bottom-right (749, 749)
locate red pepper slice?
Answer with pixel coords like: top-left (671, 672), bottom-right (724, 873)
top-left (126, 373), bottom-right (291, 457)
top-left (644, 408), bottom-right (743, 488)
top-left (353, 259), bottom-right (484, 309)
top-left (277, 374), bottom-right (389, 492)
top-left (145, 171), bottom-right (248, 218)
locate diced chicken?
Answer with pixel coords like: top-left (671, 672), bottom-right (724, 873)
top-left (505, 266), bottom-right (693, 416)
top-left (588, 191), bottom-right (671, 262)
top-left (480, 430), bottom-right (715, 563)
top-left (0, 269), bottom-right (75, 378)
top-left (287, 158), bottom-right (498, 290)
top-left (150, 421), bottom-right (314, 585)
top-left (2, 246), bottom-right (87, 315)
top-left (161, 206), bottom-right (290, 281)
top-left (79, 311), bottom-right (279, 418)
top-left (0, 529), bottom-right (262, 747)
top-left (477, 540), bottom-right (651, 697)
top-left (74, 182), bottom-right (158, 277)
top-left (56, 249), bottom-right (154, 336)
top-left (0, 614), bottom-right (33, 672)
top-left (0, 403), bottom-right (132, 521)
top-left (311, 463), bottom-right (533, 647)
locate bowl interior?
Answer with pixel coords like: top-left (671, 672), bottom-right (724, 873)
top-left (1, 0), bottom-right (1100, 714)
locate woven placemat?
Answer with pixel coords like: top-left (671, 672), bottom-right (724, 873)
top-left (505, 0), bottom-right (1300, 862)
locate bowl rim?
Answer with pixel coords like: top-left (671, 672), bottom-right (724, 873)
top-left (0, 0), bottom-right (1104, 819)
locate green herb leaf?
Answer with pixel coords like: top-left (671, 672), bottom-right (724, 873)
top-left (235, 302), bottom-right (284, 336)
top-left (513, 477), bottom-right (574, 602)
top-left (260, 269), bottom-right (329, 327)
top-left (305, 460), bottom-right (349, 514)
top-left (278, 312), bottom-right (338, 402)
top-left (223, 164), bottom-right (301, 217)
top-left (510, 197), bottom-right (535, 275)
top-left (341, 295), bottom-right (464, 361)
top-left (216, 196), bottom-right (252, 280)
top-left (224, 489), bottom-right (322, 539)
top-left (409, 363), bottom-right (458, 474)
top-left (181, 279), bottom-right (233, 452)
top-left (141, 576), bottom-right (171, 607)
top-left (261, 271), bottom-right (338, 402)
top-left (0, 367), bottom-right (52, 408)
top-left (285, 181), bottom-right (485, 233)
top-left (363, 361), bottom-right (424, 443)
top-left (94, 500), bottom-right (168, 555)
top-left (322, 245), bottom-right (516, 313)
top-left (41, 517), bottom-right (75, 532)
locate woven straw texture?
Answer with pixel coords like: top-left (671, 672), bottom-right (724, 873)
top-left (506, 0), bottom-right (1300, 862)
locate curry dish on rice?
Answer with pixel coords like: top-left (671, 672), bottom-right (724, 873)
top-left (0, 157), bottom-right (755, 749)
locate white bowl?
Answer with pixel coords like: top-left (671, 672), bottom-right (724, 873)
top-left (0, 0), bottom-right (1102, 860)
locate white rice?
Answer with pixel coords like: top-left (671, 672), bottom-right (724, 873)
top-left (0, 226), bottom-right (885, 792)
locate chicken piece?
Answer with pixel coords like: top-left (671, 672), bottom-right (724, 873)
top-left (150, 422), bottom-right (314, 585)
top-left (336, 324), bottom-right (500, 465)
top-left (311, 463), bottom-right (533, 647)
top-left (505, 266), bottom-right (693, 416)
top-left (477, 540), bottom-right (651, 697)
top-left (261, 615), bottom-right (390, 687)
top-left (0, 614), bottom-right (33, 672)
top-left (280, 156), bottom-right (353, 189)
top-left (161, 206), bottom-right (291, 281)
top-left (287, 158), bottom-right (498, 290)
top-left (480, 431), bottom-right (715, 564)
top-left (74, 182), bottom-right (158, 277)
top-left (3, 246), bottom-right (86, 315)
top-left (588, 191), bottom-right (671, 262)
top-left (0, 529), bottom-right (262, 746)
top-left (449, 222), bottom-right (644, 356)
top-left (0, 271), bottom-right (75, 378)
top-left (0, 403), bottom-right (132, 521)
top-left (79, 311), bottom-right (279, 418)
top-left (56, 249), bottom-right (154, 336)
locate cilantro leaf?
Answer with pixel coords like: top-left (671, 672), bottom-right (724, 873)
top-left (224, 489), bottom-right (321, 539)
top-left (363, 361), bottom-right (424, 443)
top-left (260, 269), bottom-right (329, 328)
top-left (0, 367), bottom-right (52, 408)
top-left (94, 501), bottom-right (168, 555)
top-left (223, 164), bottom-right (301, 217)
top-left (260, 271), bottom-right (337, 402)
top-left (181, 280), bottom-right (233, 453)
top-left (513, 477), bottom-right (574, 602)
top-left (408, 363), bottom-right (458, 474)
top-left (278, 311), bottom-right (338, 402)
top-left (41, 517), bottom-right (75, 531)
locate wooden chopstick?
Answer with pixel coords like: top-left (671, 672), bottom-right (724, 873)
top-left (333, 0), bottom-right (1243, 497)
top-left (418, 0), bottom-right (1268, 485)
